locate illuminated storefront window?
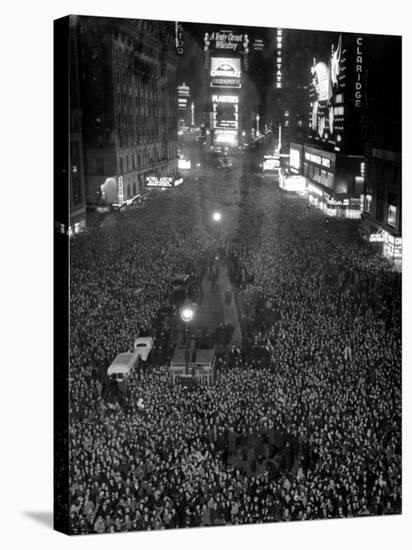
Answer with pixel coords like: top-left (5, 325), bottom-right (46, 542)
top-left (388, 205), bottom-right (397, 227)
top-left (364, 194), bottom-right (372, 213)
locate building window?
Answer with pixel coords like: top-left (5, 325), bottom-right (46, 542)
top-left (365, 194), bottom-right (372, 214)
top-left (388, 204), bottom-right (397, 227)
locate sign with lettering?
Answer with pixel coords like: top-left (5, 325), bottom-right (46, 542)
top-left (211, 77), bottom-right (241, 88)
top-left (290, 148), bottom-right (301, 171)
top-left (305, 151), bottom-right (332, 169)
top-left (355, 37), bottom-right (364, 107)
top-left (178, 159), bottom-right (191, 169)
top-left (214, 129), bottom-right (238, 145)
top-left (209, 31), bottom-right (243, 51)
top-left (210, 57), bottom-right (241, 78)
top-left (117, 175), bottom-right (124, 204)
top-left (175, 22), bottom-right (183, 55)
top-left (275, 29), bottom-right (283, 88)
top-left (212, 94), bottom-right (239, 103)
top-left (263, 158), bottom-right (280, 171)
top-left (146, 176), bottom-right (173, 187)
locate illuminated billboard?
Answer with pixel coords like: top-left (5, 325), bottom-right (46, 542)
top-left (308, 34), bottom-right (354, 149)
top-left (213, 104), bottom-right (238, 129)
top-left (212, 94), bottom-right (239, 103)
top-left (211, 77), bottom-right (241, 88)
top-left (263, 155), bottom-right (280, 171)
top-left (212, 97), bottom-right (238, 129)
top-left (214, 129), bottom-right (238, 146)
top-left (290, 147), bottom-right (301, 172)
top-left (208, 31), bottom-right (244, 52)
top-left (146, 176), bottom-right (173, 188)
top-left (178, 159), bottom-right (191, 169)
top-left (210, 57), bottom-right (241, 79)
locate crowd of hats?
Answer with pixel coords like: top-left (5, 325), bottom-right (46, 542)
top-left (68, 177), bottom-right (401, 534)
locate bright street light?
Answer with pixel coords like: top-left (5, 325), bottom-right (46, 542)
top-left (181, 305), bottom-right (194, 323)
top-left (212, 211), bottom-right (222, 222)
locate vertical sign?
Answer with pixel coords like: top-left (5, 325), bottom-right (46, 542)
top-left (275, 29), bottom-right (283, 88)
top-left (175, 22), bottom-right (184, 55)
top-left (118, 175), bottom-right (124, 204)
top-left (204, 32), bottom-right (210, 69)
top-left (243, 33), bottom-right (249, 72)
top-left (355, 37), bottom-right (363, 107)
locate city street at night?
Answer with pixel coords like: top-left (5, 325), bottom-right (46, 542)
top-left (58, 15), bottom-right (402, 535)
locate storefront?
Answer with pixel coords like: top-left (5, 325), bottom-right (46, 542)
top-left (359, 215), bottom-right (402, 268)
top-left (279, 174), bottom-right (306, 194)
top-left (303, 145), bottom-right (363, 219)
top-left (289, 143), bottom-right (304, 174)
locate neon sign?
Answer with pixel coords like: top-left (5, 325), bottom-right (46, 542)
top-left (118, 175), bottom-right (124, 204)
top-left (175, 22), bottom-right (183, 55)
top-left (355, 37), bottom-right (364, 107)
top-left (211, 77), bottom-right (241, 88)
top-left (214, 129), bottom-right (238, 145)
top-left (290, 148), bottom-right (301, 170)
top-left (209, 31), bottom-right (243, 51)
top-left (146, 176), bottom-right (173, 187)
top-left (263, 158), bottom-right (279, 171)
top-left (275, 28), bottom-right (283, 88)
top-left (210, 57), bottom-right (241, 78)
top-left (178, 159), bottom-right (191, 169)
top-left (212, 95), bottom-right (239, 103)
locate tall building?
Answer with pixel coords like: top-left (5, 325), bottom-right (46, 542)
top-left (359, 34), bottom-right (402, 267)
top-left (74, 16), bottom-right (179, 205)
top-left (298, 32), bottom-right (370, 218)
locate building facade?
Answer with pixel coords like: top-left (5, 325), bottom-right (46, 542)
top-left (358, 33), bottom-right (402, 267)
top-left (270, 28), bottom-right (309, 150)
top-left (75, 16), bottom-right (179, 206)
top-left (301, 32), bottom-right (369, 218)
top-left (360, 147), bottom-right (401, 265)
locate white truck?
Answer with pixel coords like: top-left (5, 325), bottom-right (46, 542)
top-left (107, 352), bottom-right (139, 382)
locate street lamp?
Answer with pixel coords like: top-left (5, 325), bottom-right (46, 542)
top-left (212, 211), bottom-right (222, 222)
top-left (181, 303), bottom-right (194, 375)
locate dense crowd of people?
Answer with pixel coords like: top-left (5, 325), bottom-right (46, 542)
top-left (68, 169), bottom-right (401, 534)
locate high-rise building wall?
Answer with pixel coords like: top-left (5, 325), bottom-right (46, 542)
top-left (360, 146), bottom-right (401, 264)
top-left (300, 32), bottom-right (372, 218)
top-left (263, 28), bottom-right (311, 150)
top-left (75, 16), bottom-right (179, 205)
top-left (359, 34), bottom-right (401, 266)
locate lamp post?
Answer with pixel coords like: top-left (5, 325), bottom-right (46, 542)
top-left (181, 303), bottom-right (194, 375)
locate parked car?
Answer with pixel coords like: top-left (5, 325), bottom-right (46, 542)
top-left (133, 336), bottom-right (154, 361)
top-left (248, 344), bottom-right (273, 367)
